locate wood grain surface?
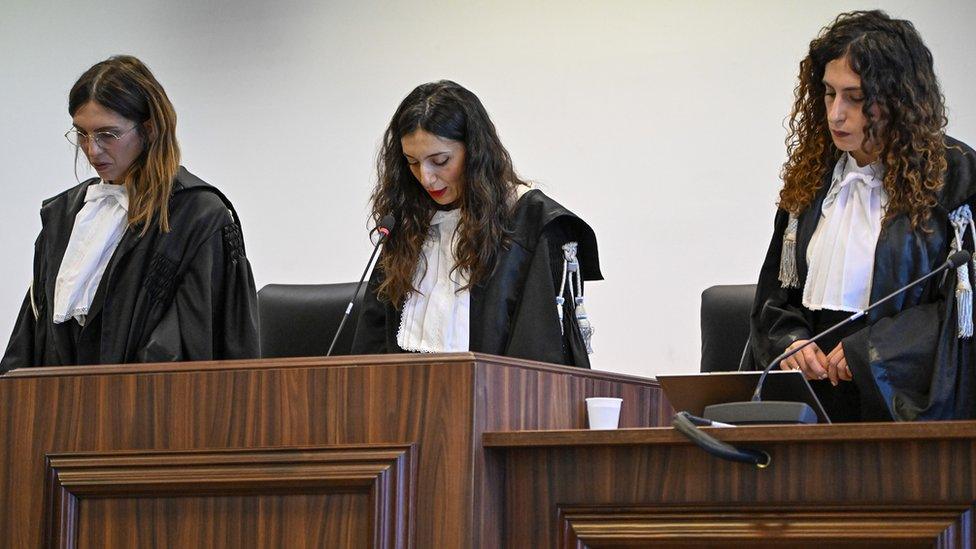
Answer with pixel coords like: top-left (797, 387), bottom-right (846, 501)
top-left (487, 423), bottom-right (976, 548)
top-left (0, 353), bottom-right (664, 548)
top-left (45, 445), bottom-right (413, 548)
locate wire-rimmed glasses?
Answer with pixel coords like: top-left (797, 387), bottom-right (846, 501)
top-left (64, 125), bottom-right (137, 150)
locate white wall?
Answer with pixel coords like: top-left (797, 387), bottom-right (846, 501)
top-left (2, 0), bottom-right (974, 377)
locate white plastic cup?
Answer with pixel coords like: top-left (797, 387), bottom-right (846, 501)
top-left (586, 397), bottom-right (622, 429)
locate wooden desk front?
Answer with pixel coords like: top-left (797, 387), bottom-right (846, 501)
top-left (484, 423), bottom-right (976, 547)
top-left (0, 353), bottom-right (666, 548)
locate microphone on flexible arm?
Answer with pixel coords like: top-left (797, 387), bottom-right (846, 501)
top-left (325, 214), bottom-right (396, 356)
top-left (670, 249), bottom-right (972, 468)
top-left (704, 249), bottom-right (972, 424)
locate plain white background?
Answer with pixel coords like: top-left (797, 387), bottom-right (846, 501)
top-left (1, 0), bottom-right (974, 377)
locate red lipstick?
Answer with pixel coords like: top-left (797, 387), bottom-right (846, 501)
top-left (427, 188), bottom-right (447, 199)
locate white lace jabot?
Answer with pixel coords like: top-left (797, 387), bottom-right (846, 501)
top-left (396, 208), bottom-right (470, 352)
top-left (52, 182), bottom-right (129, 326)
top-left (803, 153), bottom-right (888, 312)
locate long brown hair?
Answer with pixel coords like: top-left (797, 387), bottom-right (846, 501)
top-left (371, 80), bottom-right (529, 306)
top-left (779, 10), bottom-right (947, 228)
top-left (68, 55), bottom-right (181, 234)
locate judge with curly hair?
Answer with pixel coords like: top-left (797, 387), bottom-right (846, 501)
top-left (743, 10), bottom-right (976, 421)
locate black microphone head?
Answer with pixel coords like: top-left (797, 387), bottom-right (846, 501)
top-left (379, 214), bottom-right (396, 231)
top-left (377, 215), bottom-right (396, 237)
top-left (948, 250), bottom-right (972, 269)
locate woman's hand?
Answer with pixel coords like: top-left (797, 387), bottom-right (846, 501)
top-left (779, 339), bottom-right (828, 381)
top-left (825, 342), bottom-right (853, 385)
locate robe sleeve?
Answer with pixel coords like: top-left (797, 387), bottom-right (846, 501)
top-left (350, 262), bottom-right (392, 355)
top-left (2, 229), bottom-right (46, 372)
top-left (0, 290), bottom-right (36, 373)
top-left (842, 230), bottom-right (976, 421)
top-left (140, 220), bottom-right (259, 362)
top-left (505, 220), bottom-right (592, 368)
top-left (743, 209), bottom-right (815, 370)
top-left (841, 137), bottom-right (976, 420)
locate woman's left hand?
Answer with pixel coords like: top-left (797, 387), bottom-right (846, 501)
top-left (826, 343), bottom-right (853, 386)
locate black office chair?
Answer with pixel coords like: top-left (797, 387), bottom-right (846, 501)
top-left (257, 283), bottom-right (366, 358)
top-left (700, 284), bottom-right (756, 372)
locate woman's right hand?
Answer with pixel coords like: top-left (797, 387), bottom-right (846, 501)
top-left (779, 339), bottom-right (829, 381)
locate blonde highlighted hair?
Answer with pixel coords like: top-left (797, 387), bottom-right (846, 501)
top-left (69, 55), bottom-right (181, 234)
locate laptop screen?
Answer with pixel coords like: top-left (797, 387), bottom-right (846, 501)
top-left (657, 370), bottom-right (831, 424)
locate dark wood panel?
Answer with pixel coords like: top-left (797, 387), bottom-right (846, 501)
top-left (78, 494), bottom-right (371, 549)
top-left (45, 445), bottom-right (414, 549)
top-left (489, 426), bottom-right (976, 547)
top-left (1, 352), bottom-right (660, 382)
top-left (483, 421), bottom-right (976, 447)
top-left (475, 362), bottom-right (665, 433)
top-left (0, 354), bottom-right (663, 548)
top-left (558, 505), bottom-right (974, 548)
top-left (469, 361), bottom-right (665, 548)
top-left (1, 360), bottom-right (466, 547)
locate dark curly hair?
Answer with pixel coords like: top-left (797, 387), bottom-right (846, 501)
top-left (779, 10), bottom-right (947, 228)
top-left (370, 80), bottom-right (529, 306)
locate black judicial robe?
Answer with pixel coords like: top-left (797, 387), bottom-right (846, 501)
top-left (742, 136), bottom-right (976, 421)
top-left (351, 189), bottom-right (602, 368)
top-left (0, 167), bottom-right (259, 371)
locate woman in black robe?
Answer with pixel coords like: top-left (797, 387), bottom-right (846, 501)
top-left (742, 11), bottom-right (976, 421)
top-left (351, 81), bottom-right (601, 367)
top-left (1, 56), bottom-right (259, 371)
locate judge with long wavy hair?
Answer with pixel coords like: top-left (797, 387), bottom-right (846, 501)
top-left (743, 11), bottom-right (976, 421)
top-left (352, 81), bottom-right (601, 367)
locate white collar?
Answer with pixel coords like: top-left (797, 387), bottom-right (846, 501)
top-left (396, 208), bottom-right (470, 353)
top-left (86, 180), bottom-right (130, 211)
top-left (804, 154), bottom-right (888, 312)
top-left (833, 152), bottom-right (884, 183)
top-left (430, 207), bottom-right (460, 226)
top-left (52, 181), bottom-right (130, 325)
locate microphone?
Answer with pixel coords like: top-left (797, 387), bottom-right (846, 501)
top-left (325, 215), bottom-right (396, 356)
top-left (949, 249), bottom-right (973, 268)
top-left (706, 249), bottom-right (971, 424)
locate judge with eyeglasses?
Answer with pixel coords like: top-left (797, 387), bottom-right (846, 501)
top-left (1, 55), bottom-right (259, 370)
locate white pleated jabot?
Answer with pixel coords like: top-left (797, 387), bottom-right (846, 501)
top-left (52, 182), bottom-right (129, 326)
top-left (396, 208), bottom-right (470, 353)
top-left (803, 153), bottom-right (888, 312)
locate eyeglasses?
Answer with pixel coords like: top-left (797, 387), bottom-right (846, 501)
top-left (64, 125), bottom-right (138, 149)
